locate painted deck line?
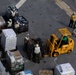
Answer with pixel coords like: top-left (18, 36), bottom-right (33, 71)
top-left (15, 0), bottom-right (27, 9)
top-left (55, 0), bottom-right (75, 17)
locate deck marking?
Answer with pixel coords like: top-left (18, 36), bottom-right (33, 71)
top-left (55, 0), bottom-right (76, 17)
top-left (15, 0), bottom-right (27, 9)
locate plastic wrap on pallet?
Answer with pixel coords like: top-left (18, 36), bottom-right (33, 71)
top-left (1, 29), bottom-right (17, 51)
top-left (54, 63), bottom-right (75, 75)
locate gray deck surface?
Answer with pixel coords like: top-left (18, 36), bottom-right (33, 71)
top-left (0, 0), bottom-right (76, 75)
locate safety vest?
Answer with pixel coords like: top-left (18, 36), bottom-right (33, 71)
top-left (71, 15), bottom-right (75, 21)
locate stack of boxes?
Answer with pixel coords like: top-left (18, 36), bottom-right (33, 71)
top-left (1, 29), bottom-right (24, 72)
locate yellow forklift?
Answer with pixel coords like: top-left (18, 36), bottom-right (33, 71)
top-left (46, 28), bottom-right (74, 57)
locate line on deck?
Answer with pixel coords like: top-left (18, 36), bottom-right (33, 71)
top-left (55, 0), bottom-right (76, 17)
top-left (15, 0), bottom-right (27, 9)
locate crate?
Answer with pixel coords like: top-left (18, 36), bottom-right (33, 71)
top-left (54, 63), bottom-right (75, 75)
top-left (1, 29), bottom-right (17, 51)
top-left (39, 70), bottom-right (53, 75)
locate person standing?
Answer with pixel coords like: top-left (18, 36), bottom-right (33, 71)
top-left (14, 21), bottom-right (20, 33)
top-left (24, 33), bottom-right (30, 51)
top-left (69, 13), bottom-right (76, 28)
top-left (7, 19), bottom-right (12, 28)
top-left (34, 44), bottom-right (41, 63)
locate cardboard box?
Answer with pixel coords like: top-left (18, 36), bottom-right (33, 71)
top-left (7, 50), bottom-right (23, 63)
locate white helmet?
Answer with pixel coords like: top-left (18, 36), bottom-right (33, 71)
top-left (16, 21), bottom-right (19, 24)
top-left (23, 23), bottom-right (25, 26)
top-left (25, 33), bottom-right (29, 40)
top-left (26, 33), bottom-right (29, 37)
top-left (35, 44), bottom-right (39, 47)
top-left (13, 7), bottom-right (15, 11)
top-left (9, 19), bottom-right (12, 21)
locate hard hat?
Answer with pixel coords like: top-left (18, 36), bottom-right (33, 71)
top-left (25, 33), bottom-right (29, 39)
top-left (35, 44), bottom-right (39, 47)
top-left (26, 33), bottom-right (29, 36)
top-left (25, 35), bottom-right (29, 40)
top-left (13, 7), bottom-right (15, 11)
top-left (23, 23), bottom-right (25, 25)
top-left (9, 19), bottom-right (12, 21)
top-left (16, 21), bottom-right (19, 24)
top-left (72, 12), bottom-right (76, 15)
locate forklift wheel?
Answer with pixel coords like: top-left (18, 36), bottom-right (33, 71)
top-left (52, 52), bottom-right (59, 57)
top-left (67, 50), bottom-right (72, 54)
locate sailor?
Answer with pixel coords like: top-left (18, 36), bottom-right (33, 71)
top-left (62, 35), bottom-right (68, 44)
top-left (34, 44), bottom-right (41, 63)
top-left (14, 21), bottom-right (20, 33)
top-left (7, 19), bottom-right (12, 28)
top-left (69, 13), bottom-right (76, 28)
top-left (15, 21), bottom-right (19, 28)
top-left (24, 33), bottom-right (30, 41)
top-left (24, 33), bottom-right (30, 51)
top-left (11, 7), bottom-right (16, 17)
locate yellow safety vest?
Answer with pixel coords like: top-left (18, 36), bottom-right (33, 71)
top-left (71, 15), bottom-right (75, 21)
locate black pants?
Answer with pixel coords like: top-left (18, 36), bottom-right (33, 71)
top-left (34, 53), bottom-right (41, 63)
top-left (69, 20), bottom-right (76, 28)
top-left (73, 21), bottom-right (76, 29)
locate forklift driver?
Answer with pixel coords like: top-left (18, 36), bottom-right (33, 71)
top-left (62, 36), bottom-right (68, 45)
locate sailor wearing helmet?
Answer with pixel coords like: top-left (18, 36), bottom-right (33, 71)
top-left (34, 44), bottom-right (41, 63)
top-left (7, 19), bottom-right (12, 28)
